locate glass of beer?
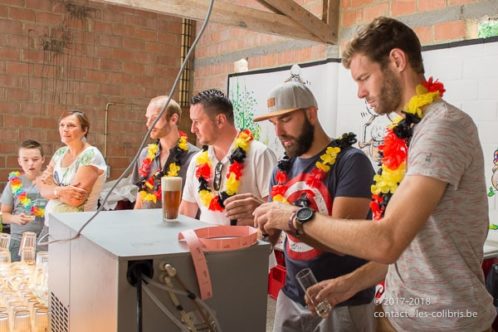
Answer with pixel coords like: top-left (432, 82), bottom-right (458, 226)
top-left (161, 176), bottom-right (182, 222)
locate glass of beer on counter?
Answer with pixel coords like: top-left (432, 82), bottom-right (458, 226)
top-left (161, 176), bottom-right (182, 222)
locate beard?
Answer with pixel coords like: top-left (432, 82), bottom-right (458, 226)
top-left (374, 67), bottom-right (403, 115)
top-left (150, 123), bottom-right (170, 140)
top-left (280, 116), bottom-right (314, 158)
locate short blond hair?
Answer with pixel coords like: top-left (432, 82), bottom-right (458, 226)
top-left (149, 96), bottom-right (182, 120)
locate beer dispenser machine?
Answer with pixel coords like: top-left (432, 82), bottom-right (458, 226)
top-left (48, 209), bottom-right (270, 332)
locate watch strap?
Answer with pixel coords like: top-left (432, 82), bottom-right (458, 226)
top-left (295, 219), bottom-right (305, 237)
top-left (287, 211), bottom-right (298, 236)
top-left (295, 207), bottom-right (315, 237)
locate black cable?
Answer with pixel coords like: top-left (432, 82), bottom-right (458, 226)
top-left (127, 261), bottom-right (153, 332)
top-left (137, 277), bottom-right (143, 332)
top-left (42, 0), bottom-right (216, 246)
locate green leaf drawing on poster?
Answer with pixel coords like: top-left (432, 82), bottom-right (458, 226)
top-left (230, 79), bottom-right (261, 140)
top-left (479, 20), bottom-right (498, 38)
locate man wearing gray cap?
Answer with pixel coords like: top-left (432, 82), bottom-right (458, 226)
top-left (253, 77), bottom-right (375, 331)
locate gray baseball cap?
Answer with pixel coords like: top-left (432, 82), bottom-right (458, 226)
top-left (254, 80), bottom-right (317, 122)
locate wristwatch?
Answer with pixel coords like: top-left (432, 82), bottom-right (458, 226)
top-left (294, 207), bottom-right (315, 237)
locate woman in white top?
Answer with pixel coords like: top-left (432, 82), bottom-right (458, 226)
top-left (36, 110), bottom-right (107, 228)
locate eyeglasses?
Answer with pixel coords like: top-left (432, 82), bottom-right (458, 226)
top-left (213, 162), bottom-right (223, 191)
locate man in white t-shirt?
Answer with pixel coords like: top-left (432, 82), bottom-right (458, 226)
top-left (180, 89), bottom-right (276, 225)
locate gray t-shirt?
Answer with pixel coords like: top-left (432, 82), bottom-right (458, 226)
top-left (1, 174), bottom-right (46, 241)
top-left (384, 100), bottom-right (496, 331)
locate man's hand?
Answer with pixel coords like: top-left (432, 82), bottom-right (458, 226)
top-left (306, 262), bottom-right (387, 312)
top-left (257, 228), bottom-right (282, 246)
top-left (305, 274), bottom-right (358, 311)
top-left (253, 202), bottom-right (298, 234)
top-left (224, 193), bottom-right (264, 221)
top-left (15, 213), bottom-right (35, 225)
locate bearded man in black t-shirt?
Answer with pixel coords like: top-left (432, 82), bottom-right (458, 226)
top-left (253, 77), bottom-right (375, 332)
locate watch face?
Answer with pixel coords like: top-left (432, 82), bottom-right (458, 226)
top-left (296, 207), bottom-right (314, 222)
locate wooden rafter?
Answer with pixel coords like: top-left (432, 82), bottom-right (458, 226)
top-left (256, 1), bottom-right (283, 15)
top-left (325, 0), bottom-right (339, 27)
top-left (93, 0), bottom-right (339, 45)
top-left (257, 0), bottom-right (338, 44)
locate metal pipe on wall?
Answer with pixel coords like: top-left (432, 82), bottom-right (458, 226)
top-left (104, 102), bottom-right (143, 159)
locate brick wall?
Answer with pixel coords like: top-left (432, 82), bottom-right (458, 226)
top-left (1, 0), bottom-right (492, 191)
top-left (192, 0), bottom-right (489, 94)
top-left (0, 0), bottom-right (183, 190)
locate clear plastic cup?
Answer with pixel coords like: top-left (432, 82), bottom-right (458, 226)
top-left (18, 232), bottom-right (37, 257)
top-left (296, 268), bottom-right (332, 318)
top-left (20, 248), bottom-right (36, 265)
top-left (0, 312), bottom-right (9, 332)
top-left (0, 234), bottom-right (10, 251)
top-left (0, 251), bottom-right (11, 265)
top-left (31, 307), bottom-right (48, 332)
top-left (10, 308), bottom-right (30, 332)
top-left (35, 252), bottom-right (48, 267)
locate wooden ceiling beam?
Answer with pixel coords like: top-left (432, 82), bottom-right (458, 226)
top-left (258, 0), bottom-right (338, 44)
top-left (325, 0), bottom-right (339, 28)
top-left (94, 0), bottom-right (335, 44)
top-left (322, 0), bottom-right (329, 22)
top-left (255, 0), bottom-right (283, 15)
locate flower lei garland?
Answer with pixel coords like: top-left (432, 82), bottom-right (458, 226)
top-left (138, 131), bottom-right (189, 203)
top-left (8, 171), bottom-right (45, 217)
top-left (195, 129), bottom-right (254, 211)
top-left (271, 133), bottom-right (358, 204)
top-left (370, 77), bottom-right (445, 220)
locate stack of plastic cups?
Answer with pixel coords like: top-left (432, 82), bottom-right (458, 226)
top-left (0, 239), bottom-right (11, 329)
top-left (30, 251), bottom-right (49, 331)
top-left (7, 262), bottom-right (32, 332)
top-left (0, 233), bottom-right (12, 332)
top-left (30, 252), bottom-right (49, 307)
top-left (0, 231), bottom-right (49, 331)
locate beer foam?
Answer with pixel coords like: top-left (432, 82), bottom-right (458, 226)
top-left (161, 176), bottom-right (182, 191)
